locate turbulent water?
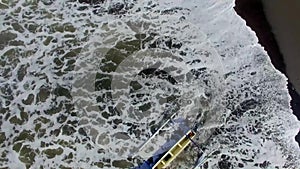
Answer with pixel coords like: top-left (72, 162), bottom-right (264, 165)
top-left (0, 0), bottom-right (299, 168)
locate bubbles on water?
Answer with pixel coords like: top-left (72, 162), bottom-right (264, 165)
top-left (0, 0), bottom-right (299, 168)
top-left (72, 13), bottom-right (227, 162)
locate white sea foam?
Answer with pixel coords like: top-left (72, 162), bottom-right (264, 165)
top-left (0, 0), bottom-right (299, 168)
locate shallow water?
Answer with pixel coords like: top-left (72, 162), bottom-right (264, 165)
top-left (0, 0), bottom-right (299, 168)
top-left (262, 0), bottom-right (300, 94)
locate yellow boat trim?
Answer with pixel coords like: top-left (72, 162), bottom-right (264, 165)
top-left (152, 130), bottom-right (196, 169)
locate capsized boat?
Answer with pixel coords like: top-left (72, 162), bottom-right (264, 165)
top-left (133, 110), bottom-right (210, 169)
top-left (135, 129), bottom-right (196, 169)
top-left (152, 130), bottom-right (196, 169)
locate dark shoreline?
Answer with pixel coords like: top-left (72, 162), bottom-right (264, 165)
top-left (234, 0), bottom-right (300, 146)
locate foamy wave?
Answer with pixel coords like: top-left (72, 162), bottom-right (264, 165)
top-left (0, 0), bottom-right (299, 168)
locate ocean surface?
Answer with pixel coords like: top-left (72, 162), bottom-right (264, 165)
top-left (234, 0), bottom-right (300, 145)
top-left (0, 0), bottom-right (299, 168)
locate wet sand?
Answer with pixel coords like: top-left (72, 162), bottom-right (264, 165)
top-left (234, 0), bottom-right (300, 145)
top-left (262, 0), bottom-right (300, 94)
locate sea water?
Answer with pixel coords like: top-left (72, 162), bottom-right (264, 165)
top-left (0, 0), bottom-right (299, 168)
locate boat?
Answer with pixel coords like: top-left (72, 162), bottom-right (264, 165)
top-left (135, 130), bottom-right (196, 169)
top-left (152, 130), bottom-right (196, 169)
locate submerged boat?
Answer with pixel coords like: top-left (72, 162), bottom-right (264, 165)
top-left (135, 130), bottom-right (196, 169)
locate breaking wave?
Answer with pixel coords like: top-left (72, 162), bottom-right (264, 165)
top-left (0, 0), bottom-right (299, 168)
